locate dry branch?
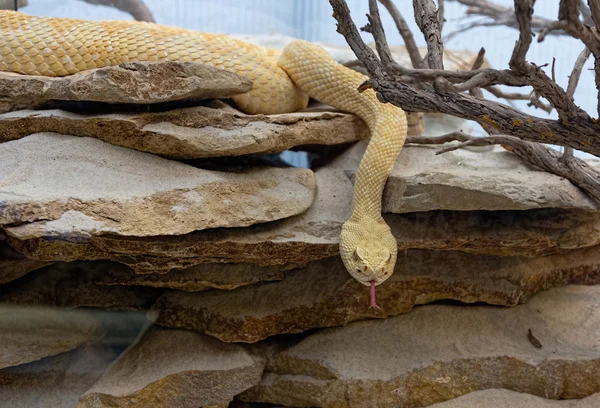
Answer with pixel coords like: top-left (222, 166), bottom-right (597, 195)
top-left (329, 0), bottom-right (600, 204)
top-left (413, 0), bottom-right (445, 69)
top-left (329, 0), bottom-right (600, 158)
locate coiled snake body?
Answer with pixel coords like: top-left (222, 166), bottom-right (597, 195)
top-left (0, 11), bottom-right (407, 307)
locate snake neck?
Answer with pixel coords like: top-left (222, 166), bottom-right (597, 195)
top-left (349, 105), bottom-right (407, 221)
top-left (277, 40), bottom-right (408, 222)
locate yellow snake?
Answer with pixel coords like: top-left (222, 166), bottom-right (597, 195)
top-left (0, 11), bottom-right (407, 307)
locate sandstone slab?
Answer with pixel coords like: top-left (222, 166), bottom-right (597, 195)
top-left (149, 245), bottom-right (600, 342)
top-left (79, 327), bottom-right (265, 408)
top-left (0, 231), bottom-right (50, 284)
top-left (0, 305), bottom-right (103, 369)
top-left (0, 344), bottom-right (117, 408)
top-left (6, 164), bottom-right (600, 272)
top-left (0, 61), bottom-right (252, 112)
top-left (240, 285), bottom-right (600, 407)
top-left (0, 261), bottom-right (161, 311)
top-left (333, 141), bottom-right (598, 212)
top-left (0, 133), bottom-right (316, 238)
top-left (0, 102), bottom-right (369, 158)
top-left (428, 389), bottom-right (600, 408)
top-left (93, 261), bottom-right (288, 291)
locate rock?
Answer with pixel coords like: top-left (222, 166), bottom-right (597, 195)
top-left (0, 305), bottom-right (103, 369)
top-left (149, 245), bottom-right (600, 342)
top-left (0, 232), bottom-right (50, 284)
top-left (239, 285), bottom-right (600, 408)
top-left (0, 133), bottom-right (316, 238)
top-left (79, 327), bottom-right (265, 408)
top-left (0, 102), bottom-right (368, 158)
top-left (93, 261), bottom-right (288, 292)
top-left (0, 61), bottom-right (252, 112)
top-left (332, 141), bottom-right (598, 212)
top-left (6, 164), bottom-right (600, 272)
top-left (428, 389), bottom-right (600, 407)
top-left (0, 344), bottom-right (117, 408)
top-left (0, 262), bottom-right (161, 311)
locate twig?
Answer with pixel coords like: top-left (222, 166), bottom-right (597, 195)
top-left (413, 0), bottom-right (445, 69)
top-left (378, 0), bottom-right (425, 68)
top-left (446, 0), bottom-right (570, 37)
top-left (329, 0), bottom-right (600, 156)
top-left (484, 86), bottom-right (553, 113)
top-left (363, 0), bottom-right (399, 73)
top-left (509, 0), bottom-right (535, 71)
top-left (438, 0), bottom-right (446, 33)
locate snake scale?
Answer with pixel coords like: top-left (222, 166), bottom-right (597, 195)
top-left (0, 10), bottom-right (407, 307)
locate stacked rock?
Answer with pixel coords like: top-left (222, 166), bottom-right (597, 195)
top-left (1, 40), bottom-right (599, 408)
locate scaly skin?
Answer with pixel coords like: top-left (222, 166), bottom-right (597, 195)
top-left (0, 11), bottom-right (407, 305)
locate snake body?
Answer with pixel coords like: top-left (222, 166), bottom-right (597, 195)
top-left (0, 11), bottom-right (407, 303)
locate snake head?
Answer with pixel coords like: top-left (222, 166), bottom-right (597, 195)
top-left (339, 218), bottom-right (398, 286)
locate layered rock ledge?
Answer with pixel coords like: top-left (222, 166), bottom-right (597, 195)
top-left (149, 246), bottom-right (600, 342)
top-left (239, 285), bottom-right (600, 407)
top-left (0, 132), bottom-right (316, 238)
top-left (0, 61), bottom-right (253, 112)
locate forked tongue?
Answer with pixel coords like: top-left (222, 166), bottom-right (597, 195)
top-left (369, 280), bottom-right (380, 309)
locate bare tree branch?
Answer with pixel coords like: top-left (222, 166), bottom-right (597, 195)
top-left (446, 0), bottom-right (572, 37)
top-left (413, 0), bottom-right (445, 69)
top-left (329, 0), bottom-right (600, 157)
top-left (362, 0), bottom-right (398, 73)
top-left (438, 0), bottom-right (446, 33)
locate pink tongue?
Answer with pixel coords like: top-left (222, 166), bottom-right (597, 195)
top-left (370, 280), bottom-right (379, 309)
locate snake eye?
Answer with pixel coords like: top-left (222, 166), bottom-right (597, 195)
top-left (380, 248), bottom-right (391, 262)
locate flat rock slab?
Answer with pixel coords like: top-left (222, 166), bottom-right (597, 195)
top-left (6, 166), bottom-right (600, 273)
top-left (79, 327), bottom-right (265, 408)
top-left (0, 133), bottom-right (316, 238)
top-left (0, 305), bottom-right (103, 369)
top-left (240, 285), bottom-right (600, 408)
top-left (0, 261), bottom-right (161, 311)
top-left (333, 141), bottom-right (598, 212)
top-left (0, 61), bottom-right (252, 112)
top-left (149, 245), bottom-right (600, 342)
top-left (0, 103), bottom-right (369, 159)
top-left (0, 233), bottom-right (50, 284)
top-left (0, 344), bottom-right (117, 408)
top-left (428, 389), bottom-right (600, 407)
top-left (92, 261), bottom-right (288, 292)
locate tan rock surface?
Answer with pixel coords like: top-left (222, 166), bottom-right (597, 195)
top-left (6, 165), bottom-right (600, 272)
top-left (0, 61), bottom-right (252, 112)
top-left (0, 262), bottom-right (161, 311)
top-left (149, 245), bottom-right (600, 342)
top-left (0, 231), bottom-right (50, 284)
top-left (0, 103), bottom-right (369, 158)
top-left (0, 344), bottom-right (117, 408)
top-left (0, 133), bottom-right (316, 238)
top-left (428, 389), bottom-right (600, 407)
top-left (333, 141), bottom-right (598, 212)
top-left (240, 285), bottom-right (600, 408)
top-left (93, 261), bottom-right (288, 291)
top-left (0, 305), bottom-right (104, 369)
top-left (79, 327), bottom-right (265, 408)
